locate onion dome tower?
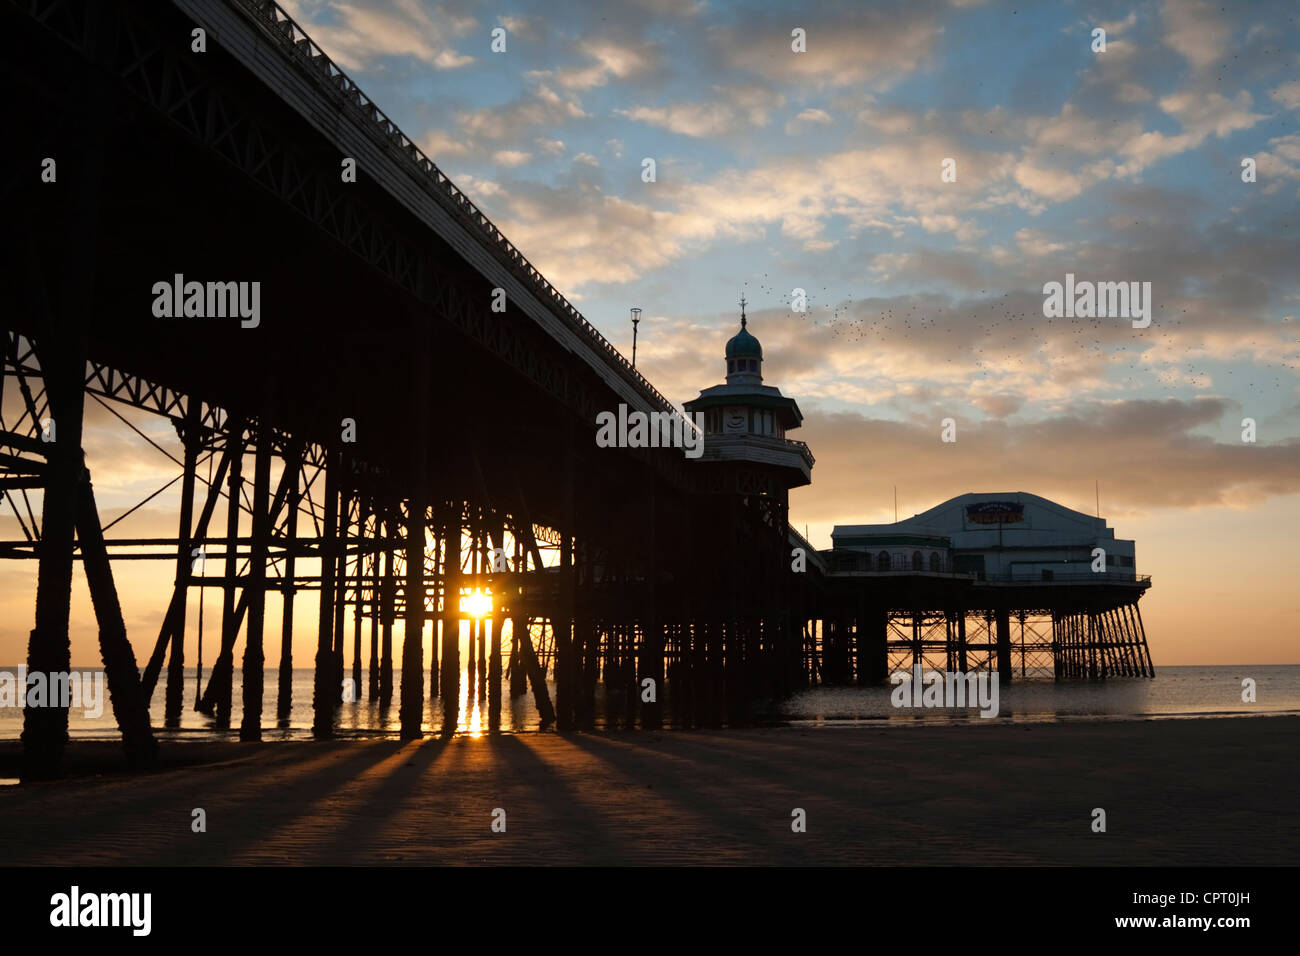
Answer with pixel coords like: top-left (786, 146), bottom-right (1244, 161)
top-left (684, 296), bottom-right (813, 492)
top-left (683, 296), bottom-right (815, 711)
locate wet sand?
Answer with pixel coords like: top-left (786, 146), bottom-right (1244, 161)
top-left (1, 716), bottom-right (1296, 865)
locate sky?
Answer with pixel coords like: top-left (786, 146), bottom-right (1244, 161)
top-left (3, 0), bottom-right (1299, 666)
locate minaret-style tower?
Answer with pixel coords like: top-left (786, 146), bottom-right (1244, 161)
top-left (682, 297), bottom-right (814, 710)
top-left (684, 296), bottom-right (813, 491)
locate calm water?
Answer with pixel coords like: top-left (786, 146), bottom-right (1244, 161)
top-left (1, 665), bottom-right (1297, 740)
top-left (780, 664), bottom-right (1300, 727)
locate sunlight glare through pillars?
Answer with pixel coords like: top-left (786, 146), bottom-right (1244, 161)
top-left (461, 589), bottom-right (492, 619)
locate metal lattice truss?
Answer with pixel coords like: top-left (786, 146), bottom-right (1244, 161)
top-left (13, 0), bottom-right (697, 491)
top-left (2, 332), bottom-right (333, 557)
top-left (885, 610), bottom-right (1057, 679)
top-left (1054, 605), bottom-right (1153, 679)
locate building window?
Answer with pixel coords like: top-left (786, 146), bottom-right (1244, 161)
top-left (911, 551), bottom-right (923, 571)
top-left (877, 551), bottom-right (890, 571)
top-left (929, 552), bottom-right (941, 572)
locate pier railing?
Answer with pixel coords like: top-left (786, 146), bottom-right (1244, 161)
top-left (784, 438), bottom-right (815, 468)
top-left (825, 554), bottom-right (1150, 585)
top-left (236, 0), bottom-right (680, 419)
top-left (977, 572), bottom-right (1152, 586)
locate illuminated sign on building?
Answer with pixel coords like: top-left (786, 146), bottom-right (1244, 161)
top-left (965, 501), bottom-right (1025, 525)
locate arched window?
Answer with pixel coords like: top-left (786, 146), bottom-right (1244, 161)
top-left (929, 552), bottom-right (942, 572)
top-left (911, 551), bottom-right (923, 571)
top-left (727, 360), bottom-right (736, 374)
top-left (877, 551), bottom-right (890, 571)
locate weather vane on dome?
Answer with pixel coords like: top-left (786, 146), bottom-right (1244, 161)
top-left (739, 293), bottom-right (747, 329)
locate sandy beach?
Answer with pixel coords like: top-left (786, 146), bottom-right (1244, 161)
top-left (1, 716), bottom-right (1296, 866)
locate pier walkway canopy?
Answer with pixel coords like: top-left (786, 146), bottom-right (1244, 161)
top-left (831, 492), bottom-right (1140, 582)
top-left (815, 493), bottom-right (1153, 684)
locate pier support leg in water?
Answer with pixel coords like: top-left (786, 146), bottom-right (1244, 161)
top-left (996, 607), bottom-right (1012, 686)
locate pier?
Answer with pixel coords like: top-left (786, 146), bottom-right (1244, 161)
top-left (1, 0), bottom-right (1152, 779)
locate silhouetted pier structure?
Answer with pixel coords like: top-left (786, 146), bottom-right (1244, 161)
top-left (2, 0), bottom-right (818, 777)
top-left (808, 567), bottom-right (1154, 686)
top-left (812, 494), bottom-right (1154, 683)
top-left (2, 0), bottom-right (1152, 778)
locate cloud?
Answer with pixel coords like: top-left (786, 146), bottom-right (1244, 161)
top-left (532, 39), bottom-right (660, 90)
top-left (1026, 104), bottom-right (1142, 156)
top-left (1115, 91), bottom-right (1267, 176)
top-left (420, 130), bottom-right (470, 159)
top-left (785, 108), bottom-right (834, 135)
top-left (457, 132), bottom-right (1024, 292)
top-left (972, 393), bottom-right (1024, 418)
top-left (1096, 11), bottom-right (1138, 35)
top-left (1270, 81), bottom-right (1300, 111)
top-left (1013, 162), bottom-right (1089, 201)
top-left (618, 85), bottom-right (784, 137)
top-left (497, 15), bottom-right (543, 41)
top-left (1007, 88), bottom-right (1265, 200)
top-left (279, 0), bottom-right (475, 71)
top-left (1160, 90), bottom-right (1268, 140)
top-left (461, 85), bottom-right (589, 141)
top-left (1161, 0), bottom-right (1232, 71)
top-left (492, 150), bottom-right (533, 167)
top-left (1254, 134), bottom-right (1300, 192)
top-left (708, 2), bottom-right (945, 91)
top-left (793, 398), bottom-right (1300, 526)
top-left (422, 84), bottom-right (592, 166)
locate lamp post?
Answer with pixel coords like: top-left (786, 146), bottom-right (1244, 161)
top-left (630, 307), bottom-right (642, 368)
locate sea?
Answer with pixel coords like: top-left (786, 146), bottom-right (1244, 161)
top-left (1, 664), bottom-right (1297, 741)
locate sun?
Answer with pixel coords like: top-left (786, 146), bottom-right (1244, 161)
top-left (462, 589), bottom-right (493, 618)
